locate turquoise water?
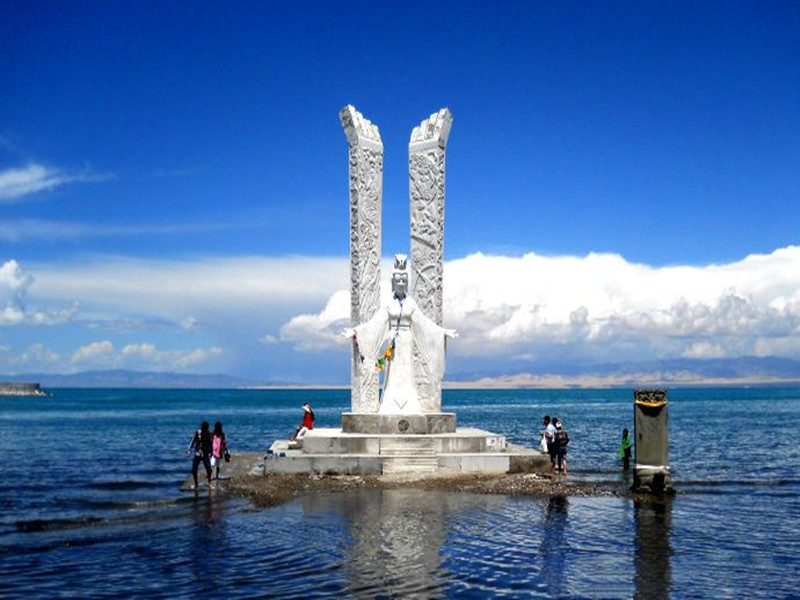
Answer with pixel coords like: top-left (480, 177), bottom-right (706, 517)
top-left (1, 388), bottom-right (799, 598)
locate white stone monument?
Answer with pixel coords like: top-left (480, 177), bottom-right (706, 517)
top-left (339, 106), bottom-right (457, 434)
top-left (263, 106), bottom-right (546, 475)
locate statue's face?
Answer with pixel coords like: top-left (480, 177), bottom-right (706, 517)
top-left (392, 271), bottom-right (408, 298)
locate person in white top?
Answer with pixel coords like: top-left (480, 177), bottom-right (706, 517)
top-left (544, 414), bottom-right (557, 471)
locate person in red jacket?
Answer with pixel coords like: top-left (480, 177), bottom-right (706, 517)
top-left (291, 402), bottom-right (315, 441)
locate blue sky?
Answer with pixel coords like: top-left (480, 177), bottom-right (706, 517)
top-left (1, 2), bottom-right (799, 383)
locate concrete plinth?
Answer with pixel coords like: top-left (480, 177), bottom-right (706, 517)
top-left (342, 412), bottom-right (456, 434)
top-left (264, 427), bottom-right (549, 476)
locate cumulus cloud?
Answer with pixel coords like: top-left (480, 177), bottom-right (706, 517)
top-left (70, 340), bottom-right (223, 371)
top-left (0, 343), bottom-right (61, 371)
top-left (18, 247), bottom-right (800, 380)
top-left (279, 289), bottom-right (352, 351)
top-left (0, 164), bottom-right (111, 202)
top-left (279, 246), bottom-right (800, 364)
top-left (0, 260), bottom-right (79, 326)
top-left (71, 340), bottom-right (116, 365)
top-left (31, 255), bottom-right (348, 314)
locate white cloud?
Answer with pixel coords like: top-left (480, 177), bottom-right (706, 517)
top-left (71, 340), bottom-right (116, 365)
top-left (30, 255), bottom-right (349, 320)
top-left (0, 343), bottom-right (61, 374)
top-left (682, 342), bottom-right (726, 359)
top-left (279, 246), bottom-right (800, 363)
top-left (17, 247), bottom-right (800, 379)
top-left (69, 340), bottom-right (222, 371)
top-left (0, 260), bottom-right (80, 326)
top-left (0, 164), bottom-right (111, 202)
top-left (279, 289), bottom-right (352, 351)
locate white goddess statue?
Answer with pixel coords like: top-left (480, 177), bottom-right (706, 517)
top-left (345, 255), bottom-right (456, 415)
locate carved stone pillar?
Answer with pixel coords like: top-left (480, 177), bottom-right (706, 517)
top-left (409, 108), bottom-right (453, 327)
top-left (409, 108), bottom-right (453, 414)
top-left (340, 105), bottom-right (383, 413)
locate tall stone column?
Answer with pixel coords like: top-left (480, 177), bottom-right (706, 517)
top-left (340, 105), bottom-right (383, 413)
top-left (409, 108), bottom-right (453, 327)
top-left (408, 108), bottom-right (453, 414)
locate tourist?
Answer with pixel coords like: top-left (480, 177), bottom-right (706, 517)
top-left (541, 414), bottom-right (552, 454)
top-left (617, 428), bottom-right (632, 470)
top-left (186, 421), bottom-right (214, 489)
top-left (545, 414), bottom-right (557, 470)
top-left (291, 402), bottom-right (315, 441)
top-left (554, 419), bottom-right (570, 475)
top-left (211, 421), bottom-right (229, 480)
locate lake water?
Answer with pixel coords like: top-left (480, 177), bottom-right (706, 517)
top-left (1, 388), bottom-right (799, 598)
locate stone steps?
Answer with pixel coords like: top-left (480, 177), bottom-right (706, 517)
top-left (379, 437), bottom-right (436, 453)
top-left (381, 455), bottom-right (439, 474)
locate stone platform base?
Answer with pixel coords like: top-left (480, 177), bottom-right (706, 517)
top-left (341, 412), bottom-right (455, 434)
top-left (263, 427), bottom-right (549, 476)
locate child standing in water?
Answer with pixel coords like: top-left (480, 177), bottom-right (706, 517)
top-left (617, 428), bottom-right (632, 470)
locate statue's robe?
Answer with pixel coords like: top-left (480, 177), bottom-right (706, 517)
top-left (354, 295), bottom-right (448, 414)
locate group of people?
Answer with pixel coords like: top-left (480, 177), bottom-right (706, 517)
top-left (541, 414), bottom-right (570, 475)
top-left (186, 421), bottom-right (229, 490)
top-left (188, 406), bottom-right (632, 487)
top-left (540, 414), bottom-right (635, 476)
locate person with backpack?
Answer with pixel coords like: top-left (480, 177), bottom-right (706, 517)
top-left (554, 418), bottom-right (570, 475)
top-left (211, 421), bottom-right (229, 481)
top-left (186, 421), bottom-right (214, 490)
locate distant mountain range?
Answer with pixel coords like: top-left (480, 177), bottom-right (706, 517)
top-left (448, 356), bottom-right (800, 388)
top-left (3, 356), bottom-right (800, 390)
top-left (0, 369), bottom-right (256, 389)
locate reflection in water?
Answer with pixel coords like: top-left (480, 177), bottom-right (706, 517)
top-left (189, 491), bottom-right (228, 587)
top-left (634, 497), bottom-right (672, 600)
top-left (302, 489), bottom-right (507, 598)
top-left (540, 495), bottom-right (570, 598)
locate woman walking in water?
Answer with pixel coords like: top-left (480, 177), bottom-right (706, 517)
top-left (211, 421), bottom-right (228, 481)
top-left (186, 421), bottom-right (214, 489)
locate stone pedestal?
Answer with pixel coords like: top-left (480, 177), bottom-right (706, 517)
top-left (342, 412), bottom-right (456, 434)
top-left (264, 427), bottom-right (549, 476)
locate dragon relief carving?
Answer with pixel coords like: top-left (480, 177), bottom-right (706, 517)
top-left (409, 148), bottom-right (446, 325)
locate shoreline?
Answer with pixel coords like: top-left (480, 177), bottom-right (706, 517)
top-left (223, 472), bottom-right (663, 509)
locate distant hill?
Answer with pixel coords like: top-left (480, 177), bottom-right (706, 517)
top-left (0, 369), bottom-right (256, 389)
top-left (447, 356), bottom-right (800, 388)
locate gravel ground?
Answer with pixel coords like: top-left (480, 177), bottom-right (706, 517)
top-left (224, 472), bottom-right (649, 509)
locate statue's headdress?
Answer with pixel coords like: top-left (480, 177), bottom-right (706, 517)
top-left (393, 254), bottom-right (407, 272)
